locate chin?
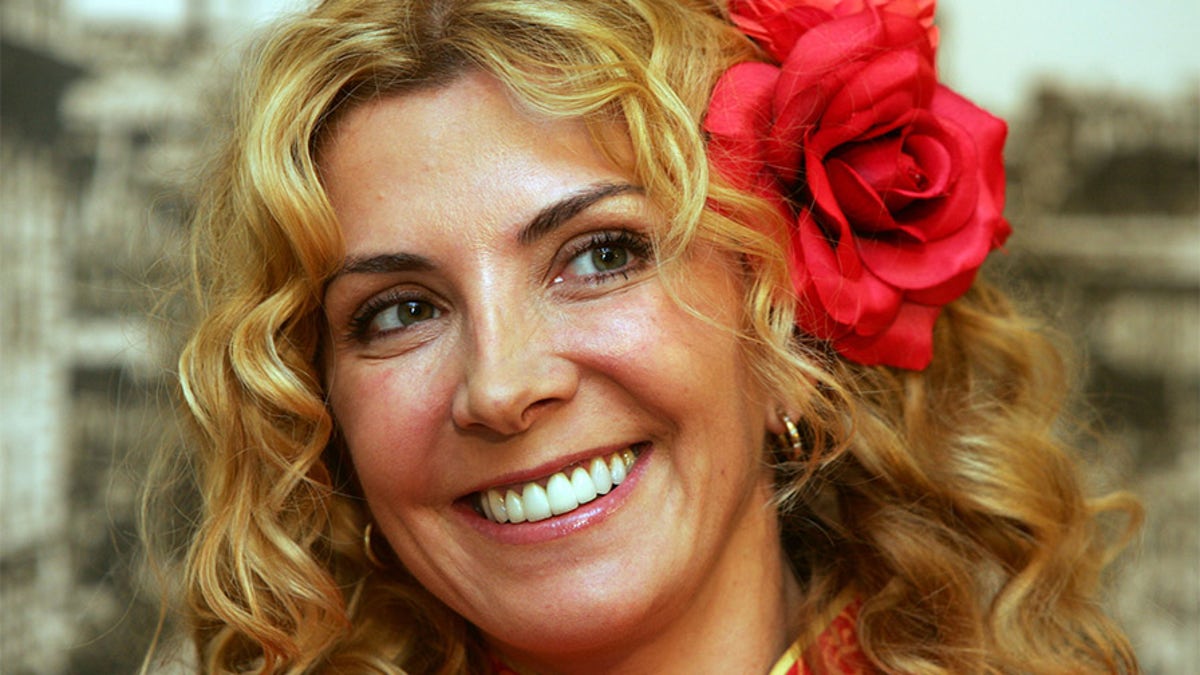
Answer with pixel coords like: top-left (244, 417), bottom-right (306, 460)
top-left (473, 557), bottom-right (684, 665)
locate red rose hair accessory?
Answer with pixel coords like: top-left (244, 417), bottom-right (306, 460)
top-left (705, 0), bottom-right (1010, 370)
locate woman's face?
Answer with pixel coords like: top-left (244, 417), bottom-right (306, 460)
top-left (322, 71), bottom-right (783, 662)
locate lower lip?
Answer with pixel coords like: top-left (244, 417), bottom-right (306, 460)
top-left (457, 445), bottom-right (653, 545)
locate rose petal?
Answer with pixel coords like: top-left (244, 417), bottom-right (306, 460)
top-left (803, 142), bottom-right (850, 235)
top-left (797, 213), bottom-right (902, 333)
top-left (906, 261), bottom-right (980, 306)
top-left (834, 301), bottom-right (941, 369)
top-left (730, 3), bottom-right (837, 61)
top-left (770, 18), bottom-right (934, 171)
top-left (930, 86), bottom-right (1010, 247)
top-left (774, 10), bottom-right (887, 102)
top-left (728, 0), bottom-right (937, 62)
top-left (836, 134), bottom-right (914, 193)
top-left (829, 132), bottom-right (950, 233)
top-left (705, 62), bottom-right (781, 196)
top-left (825, 155), bottom-right (897, 233)
top-left (881, 110), bottom-right (975, 241)
top-left (857, 206), bottom-right (996, 290)
top-left (816, 47), bottom-right (934, 150)
top-left (896, 133), bottom-right (952, 201)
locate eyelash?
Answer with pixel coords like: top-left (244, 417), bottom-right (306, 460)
top-left (347, 290), bottom-right (434, 342)
top-left (558, 230), bottom-right (654, 285)
top-left (345, 229), bottom-right (654, 342)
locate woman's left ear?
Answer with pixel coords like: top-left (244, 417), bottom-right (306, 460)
top-left (765, 404), bottom-right (804, 459)
top-left (765, 404), bottom-right (792, 435)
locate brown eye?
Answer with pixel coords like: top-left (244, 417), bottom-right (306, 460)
top-left (590, 246), bottom-right (629, 271)
top-left (559, 230), bottom-right (651, 283)
top-left (366, 300), bottom-right (440, 335)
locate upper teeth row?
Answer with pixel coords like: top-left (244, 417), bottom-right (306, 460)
top-left (479, 449), bottom-right (637, 524)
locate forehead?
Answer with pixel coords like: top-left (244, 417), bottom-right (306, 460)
top-left (318, 71), bottom-right (631, 251)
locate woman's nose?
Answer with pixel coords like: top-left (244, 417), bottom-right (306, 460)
top-left (450, 303), bottom-right (579, 437)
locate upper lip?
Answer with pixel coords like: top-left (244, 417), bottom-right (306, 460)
top-left (459, 441), bottom-right (642, 497)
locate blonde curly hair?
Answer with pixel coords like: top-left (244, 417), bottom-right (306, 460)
top-left (144, 0), bottom-right (1141, 672)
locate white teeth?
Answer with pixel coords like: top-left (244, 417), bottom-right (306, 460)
top-left (505, 489), bottom-right (525, 524)
top-left (478, 448), bottom-right (639, 524)
top-left (522, 483), bottom-right (552, 522)
top-left (546, 473), bottom-right (579, 515)
top-left (571, 466), bottom-right (597, 504)
top-left (610, 453), bottom-right (627, 485)
top-left (488, 490), bottom-right (507, 523)
top-left (589, 457), bottom-right (613, 495)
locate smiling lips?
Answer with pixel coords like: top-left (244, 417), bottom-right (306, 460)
top-left (476, 444), bottom-right (644, 524)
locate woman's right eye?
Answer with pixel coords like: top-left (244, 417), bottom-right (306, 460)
top-left (351, 297), bottom-right (441, 341)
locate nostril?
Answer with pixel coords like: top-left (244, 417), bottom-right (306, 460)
top-left (452, 348), bottom-right (580, 436)
top-left (523, 397), bottom-right (557, 417)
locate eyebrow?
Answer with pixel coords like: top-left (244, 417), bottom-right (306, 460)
top-left (328, 181), bottom-right (642, 287)
top-left (518, 181), bottom-right (642, 245)
top-left (335, 251), bottom-right (436, 277)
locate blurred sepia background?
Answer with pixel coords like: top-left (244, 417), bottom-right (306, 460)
top-left (1, 0), bottom-right (1196, 672)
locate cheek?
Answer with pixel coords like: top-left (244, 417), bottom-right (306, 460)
top-left (329, 358), bottom-right (456, 498)
top-left (573, 259), bottom-right (744, 364)
top-left (580, 286), bottom-right (756, 418)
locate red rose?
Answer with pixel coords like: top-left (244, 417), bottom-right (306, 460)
top-left (728, 0), bottom-right (938, 59)
top-left (706, 1), bottom-right (1009, 369)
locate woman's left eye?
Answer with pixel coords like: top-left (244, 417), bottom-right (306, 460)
top-left (558, 231), bottom-right (652, 284)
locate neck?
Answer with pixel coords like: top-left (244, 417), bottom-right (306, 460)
top-left (493, 482), bottom-right (804, 675)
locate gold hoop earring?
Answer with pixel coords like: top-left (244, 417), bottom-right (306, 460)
top-left (778, 412), bottom-right (803, 460)
top-left (363, 522), bottom-right (386, 569)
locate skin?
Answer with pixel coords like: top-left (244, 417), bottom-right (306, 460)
top-left (321, 70), bottom-right (801, 673)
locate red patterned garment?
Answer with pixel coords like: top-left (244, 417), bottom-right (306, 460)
top-left (488, 600), bottom-right (875, 674)
top-left (770, 600), bottom-right (876, 675)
